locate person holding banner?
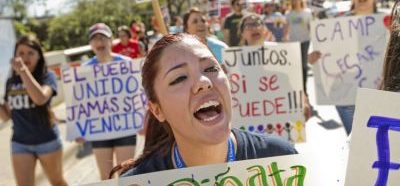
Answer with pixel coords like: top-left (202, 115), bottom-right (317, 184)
top-left (237, 13), bottom-right (313, 121)
top-left (237, 13), bottom-right (275, 45)
top-left (0, 35), bottom-right (68, 186)
top-left (81, 23), bottom-right (137, 180)
top-left (183, 7), bottom-right (228, 64)
top-left (109, 33), bottom-right (296, 177)
top-left (309, 0), bottom-right (378, 135)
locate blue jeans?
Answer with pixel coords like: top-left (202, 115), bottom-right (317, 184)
top-left (12, 138), bottom-right (62, 156)
top-left (335, 105), bottom-right (355, 135)
top-left (301, 41), bottom-right (310, 96)
top-left (11, 125), bottom-right (62, 156)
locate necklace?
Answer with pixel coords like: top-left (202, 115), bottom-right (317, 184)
top-left (173, 137), bottom-right (235, 169)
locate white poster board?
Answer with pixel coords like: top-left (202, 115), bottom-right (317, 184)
top-left (0, 19), bottom-right (16, 104)
top-left (208, 0), bottom-right (221, 17)
top-left (345, 88), bottom-right (400, 185)
top-left (223, 43), bottom-right (305, 143)
top-left (85, 154), bottom-right (325, 186)
top-left (310, 14), bottom-right (388, 105)
top-left (62, 59), bottom-right (146, 141)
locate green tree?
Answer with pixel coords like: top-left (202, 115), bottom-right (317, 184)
top-left (47, 0), bottom-right (153, 50)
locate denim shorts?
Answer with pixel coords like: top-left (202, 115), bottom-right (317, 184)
top-left (11, 138), bottom-right (62, 156)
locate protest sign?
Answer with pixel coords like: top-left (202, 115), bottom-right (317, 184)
top-left (62, 59), bottom-right (146, 141)
top-left (223, 43), bottom-right (305, 143)
top-left (208, 0), bottom-right (221, 17)
top-left (310, 14), bottom-right (388, 105)
top-left (0, 19), bottom-right (16, 104)
top-left (345, 88), bottom-right (400, 185)
top-left (85, 154), bottom-right (326, 186)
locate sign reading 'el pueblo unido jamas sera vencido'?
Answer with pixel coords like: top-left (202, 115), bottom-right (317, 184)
top-left (61, 59), bottom-right (146, 141)
top-left (223, 42), bottom-right (305, 143)
top-left (310, 14), bottom-right (388, 105)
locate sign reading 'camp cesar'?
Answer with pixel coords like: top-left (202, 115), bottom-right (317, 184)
top-left (61, 59), bottom-right (146, 141)
top-left (311, 14), bottom-right (388, 105)
top-left (223, 43), bottom-right (305, 143)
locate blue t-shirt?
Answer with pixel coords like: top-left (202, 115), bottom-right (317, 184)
top-left (264, 12), bottom-right (287, 42)
top-left (5, 72), bottom-right (58, 145)
top-left (207, 37), bottom-right (229, 64)
top-left (122, 128), bottom-right (297, 176)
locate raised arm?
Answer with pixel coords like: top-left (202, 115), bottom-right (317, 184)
top-left (12, 57), bottom-right (54, 106)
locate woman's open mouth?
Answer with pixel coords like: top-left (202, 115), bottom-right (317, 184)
top-left (193, 100), bottom-right (222, 122)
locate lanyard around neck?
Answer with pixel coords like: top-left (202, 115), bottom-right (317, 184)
top-left (173, 137), bottom-right (236, 169)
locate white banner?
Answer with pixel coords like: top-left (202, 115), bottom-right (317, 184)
top-left (310, 14), bottom-right (388, 105)
top-left (0, 19), bottom-right (16, 104)
top-left (62, 59), bottom-right (146, 141)
top-left (345, 88), bottom-right (400, 185)
top-left (85, 154), bottom-right (325, 186)
top-left (223, 43), bottom-right (305, 143)
top-left (208, 0), bottom-right (221, 17)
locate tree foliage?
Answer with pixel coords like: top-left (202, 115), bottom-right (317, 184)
top-left (166, 0), bottom-right (188, 18)
top-left (47, 0), bottom-right (153, 50)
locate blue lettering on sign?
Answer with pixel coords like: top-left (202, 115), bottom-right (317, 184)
top-left (315, 16), bottom-right (376, 43)
top-left (331, 22), bottom-right (344, 41)
top-left (72, 76), bottom-right (140, 100)
top-left (92, 60), bottom-right (141, 78)
top-left (320, 45), bottom-right (380, 87)
top-left (75, 111), bottom-right (144, 137)
top-left (367, 116), bottom-right (400, 186)
top-left (315, 23), bottom-right (327, 42)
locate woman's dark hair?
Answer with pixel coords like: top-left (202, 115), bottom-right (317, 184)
top-left (7, 35), bottom-right (55, 127)
top-left (12, 35), bottom-right (47, 82)
top-left (381, 0), bottom-right (400, 91)
top-left (231, 0), bottom-right (239, 6)
top-left (109, 33), bottom-right (197, 178)
top-left (183, 7), bottom-right (202, 33)
top-left (117, 25), bottom-right (132, 38)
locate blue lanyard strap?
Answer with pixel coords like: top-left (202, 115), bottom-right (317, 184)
top-left (173, 137), bottom-right (236, 169)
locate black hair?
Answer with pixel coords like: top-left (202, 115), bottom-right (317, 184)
top-left (118, 25), bottom-right (132, 38)
top-left (381, 0), bottom-right (400, 91)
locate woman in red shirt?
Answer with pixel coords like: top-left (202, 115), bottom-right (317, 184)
top-left (112, 25), bottom-right (144, 59)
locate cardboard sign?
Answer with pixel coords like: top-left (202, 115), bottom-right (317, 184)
top-left (345, 88), bottom-right (400, 185)
top-left (208, 0), bottom-right (221, 17)
top-left (0, 19), bottom-right (16, 104)
top-left (310, 14), bottom-right (388, 105)
top-left (85, 154), bottom-right (325, 186)
top-left (223, 43), bottom-right (305, 143)
top-left (62, 59), bottom-right (146, 141)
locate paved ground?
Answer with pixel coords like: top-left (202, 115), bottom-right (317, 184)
top-left (0, 76), bottom-right (348, 186)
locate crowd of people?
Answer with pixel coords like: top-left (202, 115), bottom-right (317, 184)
top-left (0, 0), bottom-right (396, 185)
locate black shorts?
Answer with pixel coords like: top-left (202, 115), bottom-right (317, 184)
top-left (91, 135), bottom-right (137, 148)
